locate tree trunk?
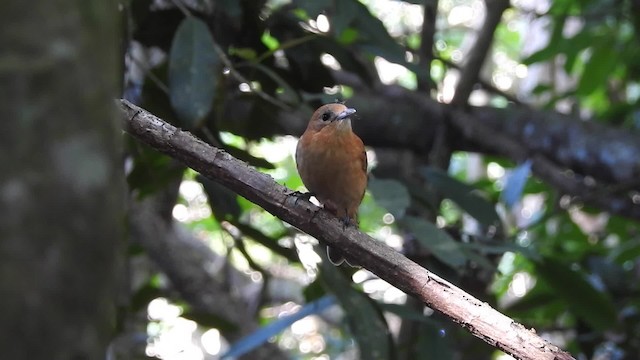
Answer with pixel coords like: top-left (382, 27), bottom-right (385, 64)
top-left (0, 1), bottom-right (123, 359)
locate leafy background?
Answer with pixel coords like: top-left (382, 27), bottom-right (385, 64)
top-left (119, 0), bottom-right (640, 359)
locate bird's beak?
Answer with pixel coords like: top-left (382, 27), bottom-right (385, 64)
top-left (335, 108), bottom-right (356, 121)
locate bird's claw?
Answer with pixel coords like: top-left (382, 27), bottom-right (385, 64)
top-left (339, 213), bottom-right (357, 230)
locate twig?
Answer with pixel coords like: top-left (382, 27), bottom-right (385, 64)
top-left (254, 33), bottom-right (318, 65)
top-left (119, 99), bottom-right (575, 360)
top-left (439, 56), bottom-right (521, 104)
top-left (210, 40), bottom-right (293, 111)
top-left (128, 53), bottom-right (170, 95)
top-left (168, 0), bottom-right (191, 17)
top-left (221, 221), bottom-right (268, 275)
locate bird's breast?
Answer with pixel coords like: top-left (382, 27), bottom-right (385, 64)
top-left (296, 129), bottom-right (367, 215)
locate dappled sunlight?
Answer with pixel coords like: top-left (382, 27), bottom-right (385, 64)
top-left (374, 56), bottom-right (416, 88)
top-left (509, 272), bottom-right (534, 298)
top-left (200, 329), bottom-right (224, 356)
top-left (146, 298), bottom-right (206, 360)
top-left (172, 180), bottom-right (211, 223)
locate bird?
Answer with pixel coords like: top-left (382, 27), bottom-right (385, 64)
top-left (295, 103), bottom-right (368, 265)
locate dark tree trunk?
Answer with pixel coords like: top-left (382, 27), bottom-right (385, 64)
top-left (0, 1), bottom-right (123, 359)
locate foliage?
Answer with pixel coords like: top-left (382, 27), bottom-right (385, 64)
top-left (122, 0), bottom-right (640, 359)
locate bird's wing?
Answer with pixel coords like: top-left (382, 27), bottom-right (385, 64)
top-left (294, 136), bottom-right (304, 170)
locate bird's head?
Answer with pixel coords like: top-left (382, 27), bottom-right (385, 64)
top-left (305, 103), bottom-right (356, 134)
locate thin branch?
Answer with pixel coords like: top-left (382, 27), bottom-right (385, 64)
top-left (451, 0), bottom-right (510, 105)
top-left (119, 99), bottom-right (575, 360)
top-left (128, 53), bottom-right (170, 95)
top-left (129, 188), bottom-right (287, 360)
top-left (253, 33), bottom-right (318, 65)
top-left (417, 0), bottom-right (438, 92)
top-left (210, 40), bottom-right (293, 111)
top-left (168, 0), bottom-right (192, 17)
top-left (439, 56), bottom-right (521, 104)
top-left (221, 221), bottom-right (268, 275)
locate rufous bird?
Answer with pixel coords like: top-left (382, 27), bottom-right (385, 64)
top-left (296, 103), bottom-right (368, 265)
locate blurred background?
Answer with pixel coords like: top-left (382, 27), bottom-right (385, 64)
top-left (3, 0), bottom-right (640, 359)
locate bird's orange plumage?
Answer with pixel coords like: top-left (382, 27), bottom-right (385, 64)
top-left (296, 103), bottom-right (367, 264)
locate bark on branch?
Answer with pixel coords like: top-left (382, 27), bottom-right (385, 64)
top-left (119, 99), bottom-right (575, 360)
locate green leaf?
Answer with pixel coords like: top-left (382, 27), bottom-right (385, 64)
top-left (421, 167), bottom-right (500, 227)
top-left (169, 17), bottom-right (219, 129)
top-left (338, 28), bottom-right (359, 45)
top-left (228, 47), bottom-right (257, 60)
top-left (522, 15), bottom-right (567, 64)
top-left (321, 261), bottom-right (392, 359)
top-left (404, 216), bottom-right (467, 269)
top-left (333, 0), bottom-right (359, 35)
top-left (576, 37), bottom-right (619, 96)
top-left (368, 178), bottom-right (411, 218)
top-left (532, 83), bottom-right (552, 95)
top-left (535, 258), bottom-right (617, 330)
top-left (610, 239), bottom-right (640, 264)
top-left (562, 31), bottom-right (593, 73)
top-left (260, 31), bottom-right (280, 51)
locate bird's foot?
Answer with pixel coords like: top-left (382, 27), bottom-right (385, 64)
top-left (339, 214), bottom-right (357, 230)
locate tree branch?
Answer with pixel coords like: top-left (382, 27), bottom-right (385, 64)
top-left (439, 56), bottom-right (521, 104)
top-left (450, 110), bottom-right (640, 218)
top-left (130, 188), bottom-right (288, 360)
top-left (417, 0), bottom-right (438, 92)
top-left (290, 76), bottom-right (640, 220)
top-left (119, 99), bottom-right (575, 360)
top-left (451, 0), bottom-right (510, 105)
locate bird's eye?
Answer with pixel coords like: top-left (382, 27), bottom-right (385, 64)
top-left (321, 112), bottom-right (331, 121)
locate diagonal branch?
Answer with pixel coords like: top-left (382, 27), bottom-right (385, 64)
top-left (119, 99), bottom-right (575, 360)
top-left (451, 0), bottom-right (510, 105)
top-left (439, 56), bottom-right (521, 104)
top-left (130, 191), bottom-right (288, 360)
